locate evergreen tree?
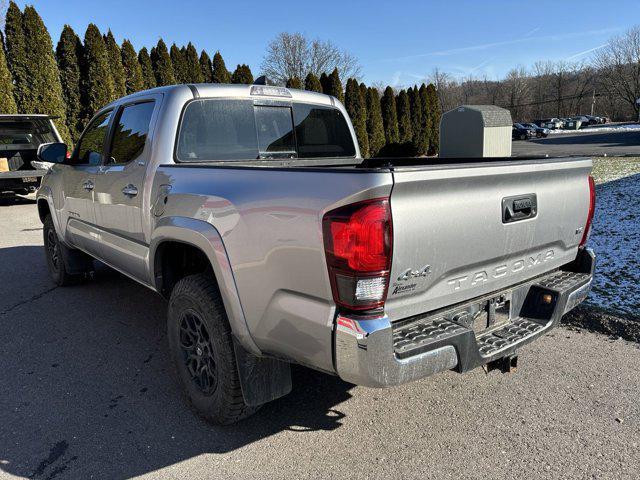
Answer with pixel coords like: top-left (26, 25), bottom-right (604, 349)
top-left (103, 30), bottom-right (126, 98)
top-left (304, 72), bottom-right (322, 92)
top-left (344, 78), bottom-right (369, 157)
top-left (150, 39), bottom-right (175, 86)
top-left (418, 84), bottom-right (430, 156)
top-left (365, 87), bottom-right (385, 157)
top-left (81, 24), bottom-right (115, 120)
top-left (56, 25), bottom-right (83, 141)
top-left (4, 2), bottom-right (28, 111)
top-left (285, 76), bottom-right (302, 89)
top-left (326, 68), bottom-right (344, 103)
top-left (22, 5), bottom-right (70, 141)
top-left (359, 82), bottom-right (368, 113)
top-left (170, 43), bottom-right (188, 83)
top-left (425, 83), bottom-right (441, 155)
top-left (184, 43), bottom-right (203, 83)
top-left (138, 47), bottom-right (156, 89)
top-left (396, 89), bottom-right (412, 143)
top-left (199, 50), bottom-right (213, 82)
top-left (231, 64), bottom-right (253, 84)
top-left (0, 32), bottom-right (17, 113)
top-left (408, 86), bottom-right (425, 154)
top-left (381, 86), bottom-right (399, 144)
top-left (121, 39), bottom-right (144, 94)
top-left (211, 51), bottom-right (231, 83)
top-left (319, 72), bottom-right (330, 94)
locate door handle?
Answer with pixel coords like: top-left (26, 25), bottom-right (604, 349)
top-left (502, 194), bottom-right (537, 223)
top-left (82, 180), bottom-right (94, 191)
top-left (122, 184), bottom-right (138, 197)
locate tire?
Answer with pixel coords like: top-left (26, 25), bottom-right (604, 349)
top-left (43, 214), bottom-right (82, 286)
top-left (167, 273), bottom-right (258, 425)
top-left (520, 133), bottom-right (526, 140)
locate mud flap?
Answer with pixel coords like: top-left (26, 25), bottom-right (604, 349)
top-left (59, 241), bottom-right (94, 275)
top-left (233, 338), bottom-right (292, 406)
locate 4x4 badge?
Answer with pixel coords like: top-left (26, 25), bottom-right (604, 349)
top-left (398, 265), bottom-right (432, 282)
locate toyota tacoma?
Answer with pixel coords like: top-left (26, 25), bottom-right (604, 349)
top-left (35, 84), bottom-right (596, 424)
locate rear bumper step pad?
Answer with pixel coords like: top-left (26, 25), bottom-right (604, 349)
top-left (334, 248), bottom-right (595, 387)
top-left (390, 254), bottom-right (594, 369)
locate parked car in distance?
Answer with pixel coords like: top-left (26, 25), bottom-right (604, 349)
top-left (536, 118), bottom-right (563, 129)
top-left (35, 85), bottom-right (596, 424)
top-left (0, 115), bottom-right (63, 195)
top-left (512, 123), bottom-right (535, 140)
top-left (583, 115), bottom-right (601, 126)
top-left (522, 123), bottom-right (550, 138)
top-left (563, 117), bottom-right (582, 130)
top-left (576, 115), bottom-right (596, 127)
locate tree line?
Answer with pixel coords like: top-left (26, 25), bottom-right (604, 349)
top-left (430, 26), bottom-right (640, 123)
top-left (0, 2), bottom-right (440, 156)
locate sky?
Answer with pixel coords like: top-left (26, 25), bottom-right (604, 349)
top-left (17, 0), bottom-right (640, 86)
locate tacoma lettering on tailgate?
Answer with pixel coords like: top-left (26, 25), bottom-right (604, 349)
top-left (447, 250), bottom-right (555, 291)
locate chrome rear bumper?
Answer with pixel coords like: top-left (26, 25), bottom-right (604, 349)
top-left (334, 249), bottom-right (595, 388)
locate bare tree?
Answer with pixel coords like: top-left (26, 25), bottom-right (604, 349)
top-left (430, 68), bottom-right (457, 111)
top-left (594, 26), bottom-right (640, 120)
top-left (260, 32), bottom-right (361, 85)
top-left (504, 67), bottom-right (529, 120)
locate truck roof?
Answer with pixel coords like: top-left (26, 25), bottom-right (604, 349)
top-left (0, 114), bottom-right (59, 120)
top-left (109, 83), bottom-right (336, 108)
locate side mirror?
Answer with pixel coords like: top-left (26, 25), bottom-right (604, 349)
top-left (37, 142), bottom-right (68, 164)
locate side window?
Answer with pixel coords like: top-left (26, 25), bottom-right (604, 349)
top-left (73, 111), bottom-right (112, 166)
top-left (107, 102), bottom-right (155, 165)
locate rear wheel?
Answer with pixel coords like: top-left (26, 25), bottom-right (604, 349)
top-left (43, 214), bottom-right (82, 286)
top-left (167, 273), bottom-right (258, 424)
top-left (520, 133), bottom-right (526, 140)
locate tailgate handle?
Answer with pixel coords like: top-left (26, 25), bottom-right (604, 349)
top-left (502, 194), bottom-right (537, 223)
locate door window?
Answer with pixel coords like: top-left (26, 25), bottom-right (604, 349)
top-left (73, 111), bottom-right (112, 166)
top-left (107, 102), bottom-right (155, 165)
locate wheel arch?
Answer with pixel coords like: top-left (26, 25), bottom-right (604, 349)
top-left (150, 216), bottom-right (260, 355)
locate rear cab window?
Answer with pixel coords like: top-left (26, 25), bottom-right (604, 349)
top-left (176, 99), bottom-right (356, 162)
top-left (0, 118), bottom-right (58, 150)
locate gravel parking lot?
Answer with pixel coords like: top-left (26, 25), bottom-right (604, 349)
top-left (0, 186), bottom-right (639, 480)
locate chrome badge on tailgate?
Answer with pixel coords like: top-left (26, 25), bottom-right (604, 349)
top-left (447, 249), bottom-right (555, 292)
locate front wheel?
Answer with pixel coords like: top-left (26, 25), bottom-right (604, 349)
top-left (167, 273), bottom-right (258, 424)
top-left (43, 214), bottom-right (83, 286)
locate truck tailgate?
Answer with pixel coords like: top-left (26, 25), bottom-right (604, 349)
top-left (385, 157), bottom-right (592, 322)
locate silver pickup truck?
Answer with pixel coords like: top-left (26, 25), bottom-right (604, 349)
top-left (35, 84), bottom-right (595, 424)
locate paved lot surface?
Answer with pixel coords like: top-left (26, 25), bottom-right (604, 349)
top-left (1, 195), bottom-right (639, 480)
top-left (512, 127), bottom-right (640, 157)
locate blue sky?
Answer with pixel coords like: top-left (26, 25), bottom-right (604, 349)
top-left (19, 0), bottom-right (640, 86)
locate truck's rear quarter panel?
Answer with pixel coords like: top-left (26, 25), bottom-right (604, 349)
top-left (156, 165), bottom-right (392, 372)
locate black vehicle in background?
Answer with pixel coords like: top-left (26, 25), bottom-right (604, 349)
top-left (522, 123), bottom-right (550, 138)
top-left (0, 115), bottom-right (62, 195)
top-left (512, 123), bottom-right (535, 140)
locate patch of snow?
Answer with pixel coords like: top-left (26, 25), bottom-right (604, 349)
top-left (584, 159), bottom-right (640, 317)
top-left (549, 124), bottom-right (640, 135)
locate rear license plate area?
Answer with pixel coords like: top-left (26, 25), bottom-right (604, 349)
top-left (22, 177), bottom-right (37, 183)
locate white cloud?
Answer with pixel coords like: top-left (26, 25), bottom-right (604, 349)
top-left (387, 27), bottom-right (621, 61)
top-left (566, 43), bottom-right (609, 60)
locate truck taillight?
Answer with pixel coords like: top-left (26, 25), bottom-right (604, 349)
top-left (579, 175), bottom-right (596, 248)
top-left (322, 198), bottom-right (392, 311)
